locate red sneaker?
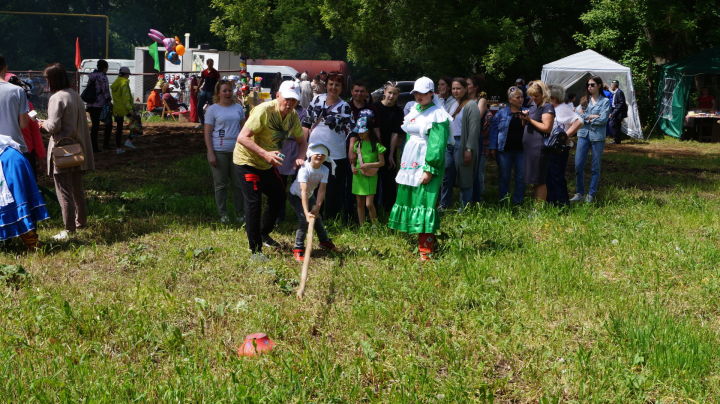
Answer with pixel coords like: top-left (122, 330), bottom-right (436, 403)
top-left (319, 241), bottom-right (339, 252)
top-left (293, 249), bottom-right (304, 262)
top-left (419, 251), bottom-right (432, 262)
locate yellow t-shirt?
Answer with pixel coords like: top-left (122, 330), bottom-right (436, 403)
top-left (232, 100), bottom-right (303, 170)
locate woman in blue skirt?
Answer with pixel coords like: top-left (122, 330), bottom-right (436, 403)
top-left (0, 135), bottom-right (49, 249)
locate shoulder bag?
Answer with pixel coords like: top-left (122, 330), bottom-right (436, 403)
top-left (52, 137), bottom-right (85, 169)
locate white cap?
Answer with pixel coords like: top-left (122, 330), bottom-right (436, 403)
top-left (278, 80), bottom-right (300, 100)
top-left (411, 76), bottom-right (434, 94)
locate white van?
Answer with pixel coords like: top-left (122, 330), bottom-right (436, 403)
top-left (79, 59), bottom-right (136, 100)
top-left (246, 65), bottom-right (298, 99)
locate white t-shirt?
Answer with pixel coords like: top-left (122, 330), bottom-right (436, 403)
top-left (290, 162), bottom-right (329, 198)
top-left (205, 103), bottom-right (245, 152)
top-left (0, 82), bottom-right (29, 152)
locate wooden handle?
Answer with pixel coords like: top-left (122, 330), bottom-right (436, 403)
top-left (296, 217), bottom-right (316, 299)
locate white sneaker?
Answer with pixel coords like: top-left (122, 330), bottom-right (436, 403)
top-left (115, 148), bottom-right (125, 155)
top-left (52, 230), bottom-right (70, 241)
top-left (569, 193), bottom-right (584, 202)
top-left (585, 194), bottom-right (594, 203)
top-left (124, 140), bottom-right (136, 149)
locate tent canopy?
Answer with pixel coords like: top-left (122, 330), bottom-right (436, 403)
top-left (541, 49), bottom-right (642, 138)
top-left (658, 48), bottom-right (720, 138)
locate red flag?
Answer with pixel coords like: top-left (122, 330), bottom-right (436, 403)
top-left (74, 37), bottom-right (81, 70)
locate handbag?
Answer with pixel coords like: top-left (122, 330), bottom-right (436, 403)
top-left (80, 76), bottom-right (97, 104)
top-left (52, 137), bottom-right (85, 169)
top-left (357, 141), bottom-right (379, 176)
top-left (543, 124), bottom-right (570, 154)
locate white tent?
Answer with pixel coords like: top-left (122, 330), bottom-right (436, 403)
top-left (541, 49), bottom-right (642, 138)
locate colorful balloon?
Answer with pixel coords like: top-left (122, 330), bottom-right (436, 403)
top-left (175, 44), bottom-right (185, 56)
top-left (163, 37), bottom-right (175, 52)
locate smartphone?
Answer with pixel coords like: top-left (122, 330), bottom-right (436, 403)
top-left (28, 110), bottom-right (38, 120)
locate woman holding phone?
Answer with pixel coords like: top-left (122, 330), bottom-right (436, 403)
top-left (520, 80), bottom-right (555, 202)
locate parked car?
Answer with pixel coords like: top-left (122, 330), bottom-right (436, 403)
top-left (370, 81), bottom-right (415, 109)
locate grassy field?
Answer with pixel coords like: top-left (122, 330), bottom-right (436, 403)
top-left (2, 138), bottom-right (720, 402)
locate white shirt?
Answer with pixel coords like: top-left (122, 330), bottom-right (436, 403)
top-left (290, 162), bottom-right (329, 198)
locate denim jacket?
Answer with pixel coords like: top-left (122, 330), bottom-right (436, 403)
top-left (576, 97), bottom-right (610, 141)
top-left (488, 106), bottom-right (512, 152)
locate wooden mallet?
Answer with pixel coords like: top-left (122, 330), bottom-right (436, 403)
top-left (296, 216), bottom-right (315, 299)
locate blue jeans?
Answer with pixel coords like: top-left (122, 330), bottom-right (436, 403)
top-left (496, 150), bottom-right (525, 204)
top-left (440, 144), bottom-right (472, 208)
top-left (574, 137), bottom-right (604, 196)
top-left (197, 90), bottom-right (213, 124)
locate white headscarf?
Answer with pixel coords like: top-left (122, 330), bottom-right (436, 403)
top-left (306, 143), bottom-right (335, 175)
top-left (0, 134), bottom-right (22, 154)
top-left (0, 134), bottom-right (22, 207)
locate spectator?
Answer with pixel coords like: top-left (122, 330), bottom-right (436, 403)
top-left (110, 66), bottom-right (135, 154)
top-left (189, 75), bottom-right (200, 123)
top-left (4, 72), bottom-right (45, 177)
top-left (515, 77), bottom-right (530, 107)
top-left (570, 76), bottom-right (610, 203)
top-left (146, 85), bottom-right (163, 113)
top-left (204, 80), bottom-right (246, 224)
top-left (466, 75), bottom-right (489, 202)
top-left (311, 74), bottom-right (325, 96)
top-left (440, 78), bottom-right (469, 208)
top-left (547, 84), bottom-right (583, 206)
top-left (351, 115), bottom-right (385, 224)
top-left (565, 93), bottom-right (577, 108)
top-left (437, 76), bottom-right (457, 113)
top-left (299, 72), bottom-right (313, 112)
top-left (0, 56), bottom-right (29, 152)
top-left (698, 87), bottom-right (716, 111)
top-left (520, 80), bottom-right (555, 202)
top-left (372, 82), bottom-right (405, 212)
top-left (85, 59), bottom-right (113, 152)
top-left (489, 86), bottom-right (526, 205)
top-left (197, 59), bottom-right (219, 124)
top-left (389, 77), bottom-right (451, 262)
top-left (0, 134), bottom-right (49, 250)
top-left (162, 84), bottom-right (187, 111)
top-left (450, 77), bottom-right (482, 209)
top-left (39, 63), bottom-right (95, 241)
top-left (302, 73), bottom-right (353, 221)
top-left (609, 80), bottom-right (628, 144)
top-left (233, 81), bottom-right (307, 259)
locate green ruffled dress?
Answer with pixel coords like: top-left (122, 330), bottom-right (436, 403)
top-left (388, 103), bottom-right (451, 234)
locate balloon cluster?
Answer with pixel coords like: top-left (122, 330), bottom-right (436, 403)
top-left (147, 29), bottom-right (185, 65)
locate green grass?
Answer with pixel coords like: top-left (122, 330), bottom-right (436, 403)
top-left (2, 138), bottom-right (720, 401)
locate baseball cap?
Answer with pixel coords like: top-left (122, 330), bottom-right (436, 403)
top-left (411, 76), bottom-right (434, 94)
top-left (119, 67), bottom-right (131, 75)
top-left (278, 80), bottom-right (300, 100)
top-left (611, 80), bottom-right (619, 84)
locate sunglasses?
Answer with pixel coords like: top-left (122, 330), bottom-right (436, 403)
top-left (587, 83), bottom-right (597, 87)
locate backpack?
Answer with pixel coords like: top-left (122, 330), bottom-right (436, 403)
top-left (80, 76), bottom-right (97, 104)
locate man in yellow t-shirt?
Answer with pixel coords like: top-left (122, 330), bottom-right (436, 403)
top-left (233, 80), bottom-right (307, 256)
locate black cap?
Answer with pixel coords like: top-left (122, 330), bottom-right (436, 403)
top-left (611, 80), bottom-right (619, 84)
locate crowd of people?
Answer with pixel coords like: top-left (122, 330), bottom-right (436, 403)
top-left (0, 53), bottom-right (628, 261)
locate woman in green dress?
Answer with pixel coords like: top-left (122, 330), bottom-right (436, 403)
top-left (388, 77), bottom-right (451, 261)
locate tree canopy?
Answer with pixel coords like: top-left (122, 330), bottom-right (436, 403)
top-left (2, 0), bottom-right (719, 125)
